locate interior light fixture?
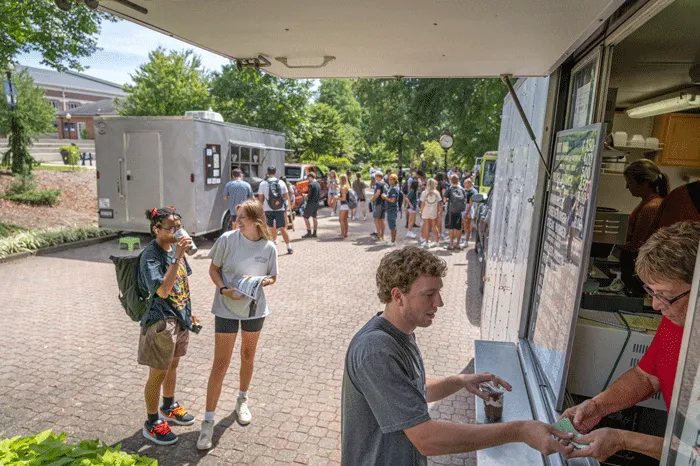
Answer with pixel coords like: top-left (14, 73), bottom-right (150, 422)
top-left (626, 91), bottom-right (700, 119)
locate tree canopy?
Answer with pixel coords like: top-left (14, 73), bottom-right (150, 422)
top-left (117, 48), bottom-right (212, 117)
top-left (0, 0), bottom-right (114, 71)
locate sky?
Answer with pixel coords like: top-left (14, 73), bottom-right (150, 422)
top-left (18, 20), bottom-right (232, 86)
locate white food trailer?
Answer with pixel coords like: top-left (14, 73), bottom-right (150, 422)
top-left (94, 114), bottom-right (287, 236)
top-left (96, 0), bottom-right (700, 464)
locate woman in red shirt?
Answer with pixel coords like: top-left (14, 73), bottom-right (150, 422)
top-left (561, 221), bottom-right (699, 462)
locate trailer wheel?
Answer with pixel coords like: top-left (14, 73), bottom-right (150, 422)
top-left (222, 211), bottom-right (231, 231)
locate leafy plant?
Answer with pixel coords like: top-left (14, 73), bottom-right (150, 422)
top-left (0, 430), bottom-right (156, 465)
top-left (59, 145), bottom-right (81, 165)
top-left (316, 155), bottom-right (352, 171)
top-left (0, 225), bottom-right (113, 259)
top-left (0, 222), bottom-right (27, 238)
top-left (3, 188), bottom-right (61, 206)
top-left (5, 171), bottom-right (37, 195)
top-left (33, 164), bottom-right (90, 172)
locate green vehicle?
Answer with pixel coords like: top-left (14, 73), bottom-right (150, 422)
top-left (475, 151), bottom-right (497, 195)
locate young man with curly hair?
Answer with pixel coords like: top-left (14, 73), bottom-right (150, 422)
top-left (341, 246), bottom-right (574, 465)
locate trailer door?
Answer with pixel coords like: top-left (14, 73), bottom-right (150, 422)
top-left (125, 132), bottom-right (163, 224)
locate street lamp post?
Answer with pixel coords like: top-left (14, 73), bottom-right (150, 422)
top-left (65, 113), bottom-right (72, 140)
top-left (439, 131), bottom-right (454, 174)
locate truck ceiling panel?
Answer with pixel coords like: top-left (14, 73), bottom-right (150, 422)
top-left (100, 0), bottom-right (623, 78)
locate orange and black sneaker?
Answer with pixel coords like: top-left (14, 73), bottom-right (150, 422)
top-left (160, 402), bottom-right (195, 426)
top-left (142, 419), bottom-right (178, 445)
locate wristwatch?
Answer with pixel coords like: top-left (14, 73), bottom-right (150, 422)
top-left (219, 286), bottom-right (228, 295)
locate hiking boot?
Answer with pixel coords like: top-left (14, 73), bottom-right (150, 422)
top-left (160, 402), bottom-right (195, 426)
top-left (302, 232), bottom-right (313, 238)
top-left (196, 419), bottom-right (214, 450)
top-left (312, 231), bottom-right (317, 237)
top-left (235, 395), bottom-right (252, 425)
top-left (143, 419), bottom-right (178, 446)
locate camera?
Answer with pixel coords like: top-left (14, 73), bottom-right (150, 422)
top-left (191, 324), bottom-right (203, 334)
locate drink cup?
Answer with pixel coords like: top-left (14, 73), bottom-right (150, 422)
top-left (480, 382), bottom-right (505, 423)
top-left (174, 228), bottom-right (198, 255)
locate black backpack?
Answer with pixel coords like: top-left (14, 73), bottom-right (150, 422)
top-left (346, 189), bottom-right (358, 209)
top-left (110, 252), bottom-right (152, 322)
top-left (448, 187), bottom-right (467, 214)
top-left (268, 179), bottom-right (285, 210)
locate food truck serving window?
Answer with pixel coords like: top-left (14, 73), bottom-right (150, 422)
top-left (526, 123), bottom-right (606, 409)
top-left (231, 144), bottom-right (262, 179)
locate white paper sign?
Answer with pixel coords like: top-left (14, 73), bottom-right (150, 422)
top-left (98, 198), bottom-right (111, 209)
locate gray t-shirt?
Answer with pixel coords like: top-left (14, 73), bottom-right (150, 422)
top-left (207, 230), bottom-right (278, 320)
top-left (341, 314), bottom-right (429, 466)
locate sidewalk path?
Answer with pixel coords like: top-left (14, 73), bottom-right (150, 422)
top-left (0, 206), bottom-right (484, 465)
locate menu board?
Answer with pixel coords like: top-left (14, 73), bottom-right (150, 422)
top-left (661, 263), bottom-right (700, 465)
top-left (205, 144), bottom-right (222, 185)
top-left (528, 123), bottom-right (605, 410)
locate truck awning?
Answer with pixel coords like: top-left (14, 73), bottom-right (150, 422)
top-left (99, 0), bottom-right (626, 79)
top-left (228, 140), bottom-right (295, 152)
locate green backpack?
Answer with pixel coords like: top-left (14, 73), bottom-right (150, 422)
top-left (110, 252), bottom-right (152, 322)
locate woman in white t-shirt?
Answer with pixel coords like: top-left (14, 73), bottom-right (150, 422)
top-left (197, 199), bottom-right (278, 450)
top-left (420, 178), bottom-right (441, 249)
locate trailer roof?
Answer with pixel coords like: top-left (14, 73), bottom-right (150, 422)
top-left (99, 0), bottom-right (625, 79)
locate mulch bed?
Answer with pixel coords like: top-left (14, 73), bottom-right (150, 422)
top-left (0, 170), bottom-right (97, 230)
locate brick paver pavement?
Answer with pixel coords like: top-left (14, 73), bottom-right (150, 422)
top-left (1, 206), bottom-right (485, 465)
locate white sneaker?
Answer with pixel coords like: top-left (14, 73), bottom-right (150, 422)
top-left (235, 395), bottom-right (252, 425)
top-left (388, 241), bottom-right (397, 246)
top-left (273, 239), bottom-right (278, 245)
top-left (430, 242), bottom-right (439, 248)
top-left (196, 420), bottom-right (214, 450)
top-left (363, 216), bottom-right (367, 221)
top-left (460, 242), bottom-right (467, 249)
top-left (422, 242), bottom-right (430, 249)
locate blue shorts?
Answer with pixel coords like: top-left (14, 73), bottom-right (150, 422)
top-left (386, 209), bottom-right (398, 230)
top-left (373, 205), bottom-right (386, 219)
top-left (265, 210), bottom-right (286, 228)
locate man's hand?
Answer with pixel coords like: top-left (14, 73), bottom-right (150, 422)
top-left (174, 237), bottom-right (191, 260)
top-left (565, 428), bottom-right (625, 462)
top-left (222, 289), bottom-right (245, 300)
top-left (458, 372), bottom-right (512, 401)
top-left (558, 399), bottom-right (604, 434)
top-left (261, 277), bottom-right (274, 287)
top-left (518, 421), bottom-right (575, 456)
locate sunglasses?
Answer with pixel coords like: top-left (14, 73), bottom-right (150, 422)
top-left (642, 284), bottom-right (691, 306)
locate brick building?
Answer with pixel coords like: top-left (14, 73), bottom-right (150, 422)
top-left (56, 99), bottom-right (118, 140)
top-left (17, 65), bottom-right (125, 138)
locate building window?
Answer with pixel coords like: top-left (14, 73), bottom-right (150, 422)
top-left (63, 122), bottom-right (76, 133)
top-left (68, 103), bottom-right (81, 109)
top-left (50, 101), bottom-right (59, 110)
top-left (230, 145), bottom-right (262, 179)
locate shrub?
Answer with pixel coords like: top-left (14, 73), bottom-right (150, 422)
top-left (0, 225), bottom-right (113, 259)
top-left (5, 171), bottom-right (37, 196)
top-left (0, 430), bottom-right (156, 465)
top-left (3, 189), bottom-right (61, 206)
top-left (0, 222), bottom-right (27, 238)
top-left (59, 145), bottom-right (81, 165)
top-left (317, 155), bottom-right (352, 171)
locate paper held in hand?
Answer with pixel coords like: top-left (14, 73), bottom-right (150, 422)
top-left (233, 275), bottom-right (269, 300)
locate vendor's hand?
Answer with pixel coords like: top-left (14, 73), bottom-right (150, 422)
top-left (457, 372), bottom-right (512, 401)
top-left (558, 399), bottom-right (604, 434)
top-left (261, 277), bottom-right (274, 287)
top-left (518, 421), bottom-right (575, 456)
top-left (192, 314), bottom-right (201, 325)
top-left (174, 237), bottom-right (191, 259)
top-left (565, 428), bottom-right (625, 462)
top-left (222, 288), bottom-right (245, 300)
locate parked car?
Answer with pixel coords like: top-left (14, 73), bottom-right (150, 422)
top-left (284, 164), bottom-right (329, 211)
top-left (472, 190), bottom-right (493, 294)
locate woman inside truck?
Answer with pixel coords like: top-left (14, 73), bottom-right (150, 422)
top-left (619, 160), bottom-right (669, 295)
top-left (560, 221), bottom-right (699, 462)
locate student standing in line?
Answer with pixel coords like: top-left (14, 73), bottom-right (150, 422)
top-left (302, 172), bottom-right (321, 238)
top-left (420, 179), bottom-right (440, 249)
top-left (138, 207), bottom-right (198, 446)
top-left (443, 174), bottom-right (467, 250)
top-left (338, 174), bottom-right (351, 239)
top-left (461, 178), bottom-right (478, 248)
top-left (197, 200), bottom-right (278, 451)
top-left (328, 170), bottom-right (340, 216)
top-left (405, 180), bottom-right (419, 239)
top-left (223, 168), bottom-right (254, 230)
top-left (352, 172), bottom-right (368, 221)
top-left (383, 173), bottom-right (401, 246)
top-left (370, 172), bottom-right (388, 242)
top-left (257, 166), bottom-right (293, 255)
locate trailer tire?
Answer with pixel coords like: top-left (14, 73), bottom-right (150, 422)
top-left (222, 211), bottom-right (231, 232)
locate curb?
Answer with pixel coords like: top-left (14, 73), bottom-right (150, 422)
top-left (0, 233), bottom-right (118, 264)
